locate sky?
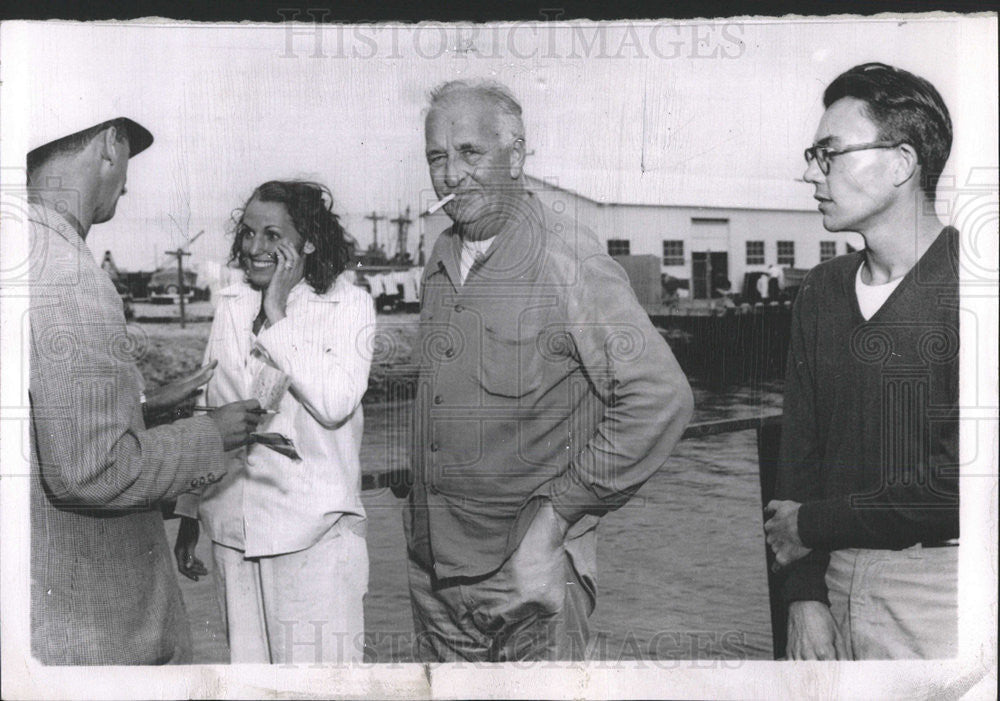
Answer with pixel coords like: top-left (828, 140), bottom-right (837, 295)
top-left (4, 16), bottom-right (997, 271)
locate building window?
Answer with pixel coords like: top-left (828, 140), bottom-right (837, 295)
top-left (820, 241), bottom-right (837, 262)
top-left (777, 241), bottom-right (795, 266)
top-left (746, 240), bottom-right (765, 265)
top-left (662, 240), bottom-right (684, 266)
top-left (607, 239), bottom-right (631, 256)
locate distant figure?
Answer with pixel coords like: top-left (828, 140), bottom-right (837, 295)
top-left (662, 273), bottom-right (681, 308)
top-left (756, 272), bottom-right (771, 301)
top-left (767, 263), bottom-right (785, 300)
top-left (27, 114), bottom-right (261, 665)
top-left (765, 63), bottom-right (959, 660)
top-left (100, 249), bottom-right (120, 281)
top-left (714, 278), bottom-right (736, 307)
top-left (405, 79), bottom-right (693, 662)
top-left (173, 181), bottom-right (375, 664)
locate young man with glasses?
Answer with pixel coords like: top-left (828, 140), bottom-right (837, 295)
top-left (763, 63), bottom-right (960, 659)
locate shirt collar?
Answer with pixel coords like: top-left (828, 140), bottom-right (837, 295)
top-left (435, 190), bottom-right (547, 287)
top-left (466, 191), bottom-right (547, 282)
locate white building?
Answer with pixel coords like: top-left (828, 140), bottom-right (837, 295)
top-left (524, 172), bottom-right (865, 299)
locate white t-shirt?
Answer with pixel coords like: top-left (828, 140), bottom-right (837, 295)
top-left (855, 262), bottom-right (904, 320)
top-left (459, 236), bottom-right (496, 283)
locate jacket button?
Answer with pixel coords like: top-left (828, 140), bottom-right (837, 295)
top-left (454, 304), bottom-right (463, 313)
top-left (444, 348), bottom-right (454, 358)
top-left (434, 395), bottom-right (443, 405)
top-left (430, 442), bottom-right (439, 452)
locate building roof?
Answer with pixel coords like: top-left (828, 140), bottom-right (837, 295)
top-left (525, 170), bottom-right (817, 212)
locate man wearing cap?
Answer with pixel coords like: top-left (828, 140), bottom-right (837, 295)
top-left (764, 63), bottom-right (960, 660)
top-left (404, 80), bottom-right (694, 661)
top-left (27, 116), bottom-right (263, 664)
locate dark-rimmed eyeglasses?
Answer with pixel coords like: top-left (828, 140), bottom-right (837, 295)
top-left (804, 141), bottom-right (904, 175)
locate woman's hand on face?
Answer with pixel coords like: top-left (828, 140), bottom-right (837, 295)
top-left (263, 240), bottom-right (306, 325)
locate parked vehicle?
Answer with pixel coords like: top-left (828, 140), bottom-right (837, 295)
top-left (147, 267), bottom-right (209, 302)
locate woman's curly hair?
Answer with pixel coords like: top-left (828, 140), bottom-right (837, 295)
top-left (228, 180), bottom-right (352, 295)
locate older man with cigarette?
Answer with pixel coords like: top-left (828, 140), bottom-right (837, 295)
top-left (403, 80), bottom-right (694, 662)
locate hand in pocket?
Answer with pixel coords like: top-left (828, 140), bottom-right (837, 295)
top-left (506, 501), bottom-right (570, 615)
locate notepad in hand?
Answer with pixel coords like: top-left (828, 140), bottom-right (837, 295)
top-left (251, 361), bottom-right (291, 411)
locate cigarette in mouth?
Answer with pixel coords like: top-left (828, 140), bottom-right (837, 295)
top-left (422, 193), bottom-right (455, 216)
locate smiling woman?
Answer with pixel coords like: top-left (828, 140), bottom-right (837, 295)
top-left (237, 198), bottom-right (307, 290)
top-left (228, 180), bottom-right (353, 296)
top-left (172, 180), bottom-right (376, 664)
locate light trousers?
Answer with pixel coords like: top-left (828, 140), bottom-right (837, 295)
top-left (211, 518), bottom-right (368, 664)
top-left (825, 544), bottom-right (958, 659)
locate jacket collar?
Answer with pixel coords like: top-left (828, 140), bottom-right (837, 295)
top-left (28, 199), bottom-right (88, 249)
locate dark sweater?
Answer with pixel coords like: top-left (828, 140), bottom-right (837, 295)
top-left (777, 227), bottom-right (960, 604)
